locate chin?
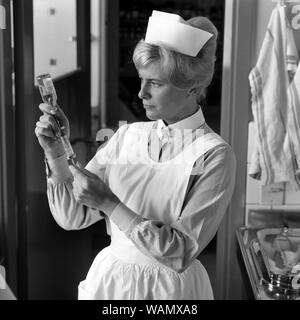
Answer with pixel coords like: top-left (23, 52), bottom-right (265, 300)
top-left (145, 111), bottom-right (160, 121)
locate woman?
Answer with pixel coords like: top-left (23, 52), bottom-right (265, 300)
top-left (35, 12), bottom-right (236, 300)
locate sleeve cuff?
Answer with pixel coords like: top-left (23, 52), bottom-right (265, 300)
top-left (46, 154), bottom-right (72, 184)
top-left (109, 202), bottom-right (144, 236)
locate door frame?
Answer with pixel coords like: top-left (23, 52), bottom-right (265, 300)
top-left (216, 0), bottom-right (257, 300)
top-left (0, 0), bottom-right (17, 296)
top-left (12, 0), bottom-right (92, 299)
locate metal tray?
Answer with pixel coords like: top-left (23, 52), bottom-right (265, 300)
top-left (249, 231), bottom-right (300, 300)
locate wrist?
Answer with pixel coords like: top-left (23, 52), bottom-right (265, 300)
top-left (45, 144), bottom-right (65, 161)
top-left (102, 193), bottom-right (121, 216)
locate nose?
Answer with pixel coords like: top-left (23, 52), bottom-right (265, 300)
top-left (138, 82), bottom-right (151, 100)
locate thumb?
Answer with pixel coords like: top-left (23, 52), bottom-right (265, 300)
top-left (76, 162), bottom-right (84, 169)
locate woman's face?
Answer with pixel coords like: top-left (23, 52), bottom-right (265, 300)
top-left (137, 62), bottom-right (197, 124)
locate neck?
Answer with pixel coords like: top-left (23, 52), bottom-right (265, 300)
top-left (164, 104), bottom-right (199, 125)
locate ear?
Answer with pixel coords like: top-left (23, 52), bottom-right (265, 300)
top-left (188, 87), bottom-right (197, 96)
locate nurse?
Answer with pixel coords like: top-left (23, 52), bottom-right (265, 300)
top-left (35, 11), bottom-right (236, 299)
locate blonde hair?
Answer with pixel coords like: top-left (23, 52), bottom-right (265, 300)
top-left (133, 16), bottom-right (218, 102)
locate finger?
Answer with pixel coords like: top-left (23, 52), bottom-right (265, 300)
top-left (35, 122), bottom-right (56, 139)
top-left (69, 164), bottom-right (96, 179)
top-left (69, 165), bottom-right (88, 180)
top-left (69, 165), bottom-right (83, 179)
top-left (76, 165), bottom-right (98, 178)
top-left (76, 162), bottom-right (84, 169)
top-left (39, 103), bottom-right (58, 115)
top-left (47, 104), bottom-right (67, 129)
top-left (38, 116), bottom-right (60, 139)
top-left (39, 103), bottom-right (65, 132)
top-left (35, 125), bottom-right (56, 140)
top-left (55, 104), bottom-right (68, 123)
top-left (36, 120), bottom-right (53, 130)
top-left (39, 114), bottom-right (61, 133)
top-left (39, 113), bottom-right (58, 129)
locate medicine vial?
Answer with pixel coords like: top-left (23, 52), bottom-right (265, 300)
top-left (36, 73), bottom-right (77, 165)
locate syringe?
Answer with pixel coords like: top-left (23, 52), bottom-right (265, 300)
top-left (36, 73), bottom-right (77, 165)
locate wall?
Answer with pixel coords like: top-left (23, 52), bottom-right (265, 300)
top-left (216, 0), bottom-right (256, 300)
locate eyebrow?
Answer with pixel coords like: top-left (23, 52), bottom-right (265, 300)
top-left (138, 76), bottom-right (164, 82)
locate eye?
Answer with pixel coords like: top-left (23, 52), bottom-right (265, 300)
top-left (150, 81), bottom-right (161, 88)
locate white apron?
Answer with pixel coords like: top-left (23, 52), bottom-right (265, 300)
top-left (78, 122), bottom-right (225, 300)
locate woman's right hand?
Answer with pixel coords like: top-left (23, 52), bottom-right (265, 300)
top-left (35, 103), bottom-right (70, 160)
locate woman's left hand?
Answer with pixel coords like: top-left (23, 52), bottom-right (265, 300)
top-left (69, 164), bottom-right (120, 215)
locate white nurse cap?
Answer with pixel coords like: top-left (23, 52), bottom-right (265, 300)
top-left (145, 10), bottom-right (213, 57)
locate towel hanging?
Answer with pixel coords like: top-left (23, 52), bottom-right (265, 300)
top-left (249, 4), bottom-right (300, 189)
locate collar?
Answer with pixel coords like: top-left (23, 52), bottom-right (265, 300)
top-left (156, 106), bottom-right (205, 140)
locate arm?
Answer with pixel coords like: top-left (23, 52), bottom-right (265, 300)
top-left (34, 102), bottom-right (97, 230)
top-left (45, 124), bottom-right (129, 230)
top-left (46, 154), bottom-right (104, 230)
top-left (108, 145), bottom-right (236, 273)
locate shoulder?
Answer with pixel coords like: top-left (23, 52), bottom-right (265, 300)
top-left (202, 124), bottom-right (235, 162)
top-left (203, 143), bottom-right (236, 189)
top-left (205, 143), bottom-right (236, 169)
top-left (204, 130), bottom-right (235, 167)
top-left (190, 142), bottom-right (236, 192)
top-left (194, 125), bottom-right (236, 176)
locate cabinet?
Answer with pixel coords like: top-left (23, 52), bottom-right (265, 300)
top-left (116, 0), bottom-right (225, 132)
top-left (33, 0), bottom-right (78, 81)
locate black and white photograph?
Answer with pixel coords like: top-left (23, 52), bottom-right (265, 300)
top-left (1, 0), bottom-right (300, 308)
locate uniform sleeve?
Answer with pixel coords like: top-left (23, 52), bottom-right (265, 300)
top-left (46, 124), bottom-right (129, 230)
top-left (109, 146), bottom-right (236, 273)
top-left (46, 154), bottom-right (104, 230)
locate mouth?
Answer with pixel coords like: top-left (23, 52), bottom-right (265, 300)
top-left (143, 104), bottom-right (154, 109)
